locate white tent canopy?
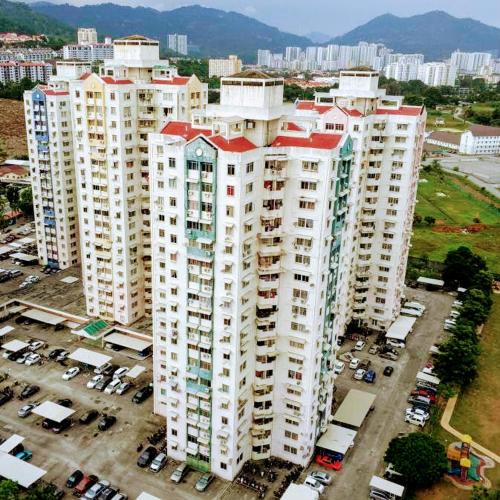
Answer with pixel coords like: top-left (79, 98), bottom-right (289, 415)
top-left (0, 434), bottom-right (24, 453)
top-left (136, 493), bottom-right (162, 500)
top-left (32, 401), bottom-right (75, 423)
top-left (385, 316), bottom-right (416, 341)
top-left (0, 451), bottom-right (46, 488)
top-left (316, 424), bottom-right (357, 455)
top-left (417, 276), bottom-right (444, 287)
top-left (69, 347), bottom-right (111, 368)
top-left (282, 484), bottom-right (319, 500)
top-left (104, 332), bottom-right (152, 352)
top-left (1, 339), bottom-right (28, 352)
top-left (21, 308), bottom-right (66, 325)
top-left (0, 325), bottom-right (14, 338)
top-left (416, 371), bottom-right (441, 386)
top-left (126, 365), bottom-right (146, 379)
top-left (332, 389), bottom-right (376, 428)
top-left (369, 476), bottom-right (404, 498)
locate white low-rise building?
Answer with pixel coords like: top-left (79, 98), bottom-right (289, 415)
top-left (208, 55), bottom-right (242, 78)
top-left (459, 124), bottom-right (500, 155)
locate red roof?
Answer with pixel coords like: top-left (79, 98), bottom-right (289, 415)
top-left (271, 133), bottom-right (342, 150)
top-left (0, 165), bottom-right (29, 176)
top-left (79, 72), bottom-right (92, 80)
top-left (340, 107), bottom-right (363, 117)
top-left (151, 77), bottom-right (190, 85)
top-left (101, 76), bottom-right (133, 85)
top-left (209, 135), bottom-right (256, 153)
top-left (43, 89), bottom-right (69, 96)
top-left (161, 121), bottom-right (211, 141)
top-left (284, 122), bottom-right (304, 131)
top-left (376, 106), bottom-right (423, 116)
top-left (296, 100), bottom-right (333, 115)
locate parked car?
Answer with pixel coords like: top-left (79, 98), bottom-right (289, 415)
top-left (333, 361), bottom-right (345, 374)
top-left (405, 413), bottom-right (426, 427)
top-left (25, 353), bottom-right (41, 366)
top-left (15, 449), bottom-right (33, 461)
top-left (195, 473), bottom-right (214, 492)
top-left (94, 362), bottom-right (113, 375)
top-left (132, 385), bottom-right (153, 404)
top-left (29, 340), bottom-right (45, 351)
top-left (364, 369), bottom-right (376, 383)
top-left (109, 494), bottom-right (127, 500)
top-left (137, 446), bottom-right (157, 468)
top-left (410, 389), bottom-right (436, 403)
top-left (113, 367), bottom-right (128, 379)
top-left (0, 387), bottom-right (14, 406)
top-left (17, 402), bottom-right (38, 417)
top-left (62, 367), bottom-right (80, 380)
top-left (315, 454), bottom-right (342, 470)
top-left (80, 410), bottom-right (99, 425)
top-left (407, 395), bottom-right (431, 408)
top-left (116, 382), bottom-right (132, 395)
top-left (348, 358), bottom-right (360, 369)
top-left (84, 480), bottom-right (110, 500)
top-left (87, 375), bottom-right (104, 389)
top-left (42, 418), bottom-right (56, 430)
top-left (303, 476), bottom-right (325, 494)
top-left (405, 301), bottom-right (425, 312)
top-left (66, 469), bottom-right (83, 488)
top-left (98, 487), bottom-right (119, 500)
top-left (52, 417), bottom-right (72, 434)
top-left (353, 368), bottom-right (366, 380)
top-left (380, 351), bottom-right (399, 361)
top-left (74, 475), bottom-right (99, 497)
top-left (383, 366), bottom-right (394, 377)
top-left (19, 384), bottom-right (39, 400)
top-left (104, 378), bottom-right (121, 395)
top-left (170, 463), bottom-right (190, 483)
top-left (95, 377), bottom-right (113, 392)
top-left (405, 407), bottom-right (430, 420)
top-left (56, 350), bottom-right (70, 362)
top-left (47, 484), bottom-right (65, 499)
top-left (307, 471), bottom-right (332, 485)
top-left (149, 452), bottom-right (168, 472)
top-left (16, 352), bottom-right (31, 364)
top-left (368, 344), bottom-right (379, 355)
top-left (386, 339), bottom-right (405, 349)
top-left (98, 415), bottom-right (116, 431)
top-left (359, 358), bottom-right (371, 370)
top-left (354, 340), bottom-right (366, 351)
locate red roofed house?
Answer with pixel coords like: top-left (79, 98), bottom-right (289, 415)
top-left (459, 124), bottom-right (500, 155)
top-left (0, 160), bottom-right (30, 185)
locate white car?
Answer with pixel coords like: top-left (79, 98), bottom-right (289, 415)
top-left (87, 374), bottom-right (104, 389)
top-left (104, 378), bottom-right (121, 394)
top-left (405, 407), bottom-right (430, 421)
top-left (94, 362), bottom-right (112, 375)
top-left (354, 340), bottom-right (366, 351)
top-left (333, 361), bottom-right (345, 374)
top-left (307, 471), bottom-right (331, 485)
top-left (449, 310), bottom-right (460, 319)
top-left (354, 368), bottom-right (366, 380)
top-left (303, 476), bottom-right (325, 494)
top-left (25, 353), bottom-right (41, 366)
top-left (113, 367), bottom-right (128, 379)
top-left (62, 366), bottom-right (80, 380)
top-left (2, 350), bottom-right (12, 359)
top-left (29, 340), bottom-right (45, 351)
top-left (116, 381), bottom-right (132, 395)
top-left (405, 413), bottom-right (426, 427)
top-left (405, 301), bottom-right (425, 313)
top-left (16, 352), bottom-right (30, 364)
top-left (386, 339), bottom-right (405, 349)
top-left (453, 300), bottom-right (463, 308)
top-left (422, 366), bottom-right (434, 375)
top-left (349, 358), bottom-right (360, 369)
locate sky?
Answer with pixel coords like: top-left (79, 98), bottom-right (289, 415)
top-left (27, 0), bottom-right (500, 36)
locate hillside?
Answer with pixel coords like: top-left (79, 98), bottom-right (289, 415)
top-left (332, 11), bottom-right (500, 60)
top-left (0, 0), bottom-right (74, 40)
top-left (31, 2), bottom-right (311, 61)
top-left (0, 99), bottom-right (28, 163)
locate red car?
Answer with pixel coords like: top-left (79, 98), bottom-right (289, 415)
top-left (315, 455), bottom-right (342, 471)
top-left (73, 474), bottom-right (98, 497)
top-left (411, 389), bottom-right (436, 403)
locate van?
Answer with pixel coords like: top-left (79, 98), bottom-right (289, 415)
top-left (104, 378), bottom-right (121, 395)
top-left (405, 413), bottom-right (426, 427)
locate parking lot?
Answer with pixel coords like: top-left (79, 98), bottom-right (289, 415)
top-left (319, 288), bottom-right (455, 499)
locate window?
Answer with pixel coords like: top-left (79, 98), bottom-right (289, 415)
top-left (227, 164), bottom-right (235, 175)
top-left (284, 444), bottom-right (297, 454)
top-left (300, 181), bottom-right (317, 191)
top-left (227, 185), bottom-right (235, 196)
top-left (246, 162), bottom-right (254, 173)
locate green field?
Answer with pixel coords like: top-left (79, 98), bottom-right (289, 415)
top-left (410, 170), bottom-right (500, 274)
top-left (426, 110), bottom-right (468, 132)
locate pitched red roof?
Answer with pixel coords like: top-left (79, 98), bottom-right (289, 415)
top-left (284, 122), bottom-right (304, 131)
top-left (296, 100), bottom-right (333, 115)
top-left (271, 133), bottom-right (342, 150)
top-left (209, 135), bottom-right (256, 153)
top-left (0, 165), bottom-right (29, 176)
top-left (43, 89), bottom-right (69, 96)
top-left (151, 77), bottom-right (190, 85)
top-left (101, 76), bottom-right (133, 85)
top-left (161, 121), bottom-right (211, 141)
top-left (468, 124), bottom-right (500, 137)
top-left (375, 106), bottom-right (423, 116)
top-left (340, 107), bottom-right (363, 117)
top-left (79, 72), bottom-right (92, 80)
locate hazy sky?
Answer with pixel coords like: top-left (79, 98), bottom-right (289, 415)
top-left (32, 0), bottom-right (500, 35)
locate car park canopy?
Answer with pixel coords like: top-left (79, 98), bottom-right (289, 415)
top-left (316, 424), bottom-right (357, 455)
top-left (9, 252), bottom-right (38, 263)
top-left (0, 451), bottom-right (46, 488)
top-left (385, 316), bottom-right (416, 341)
top-left (417, 276), bottom-right (444, 287)
top-left (0, 434), bottom-right (24, 453)
top-left (0, 325), bottom-right (14, 337)
top-left (370, 476), bottom-right (404, 498)
top-left (282, 484), bottom-right (319, 500)
top-left (104, 332), bottom-right (152, 352)
top-left (32, 401), bottom-right (75, 422)
top-left (68, 347), bottom-right (111, 368)
top-left (1, 339), bottom-right (28, 352)
top-left (136, 493), bottom-right (163, 500)
top-left (21, 308), bottom-right (66, 325)
top-left (126, 365), bottom-right (146, 379)
top-left (332, 389), bottom-right (376, 428)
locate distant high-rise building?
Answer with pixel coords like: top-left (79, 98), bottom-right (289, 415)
top-left (77, 28), bottom-right (98, 46)
top-left (168, 34), bottom-right (188, 56)
top-left (285, 46), bottom-right (301, 62)
top-left (208, 55), bottom-right (242, 78)
top-left (257, 50), bottom-right (272, 67)
top-left (418, 62), bottom-right (457, 86)
top-left (451, 50), bottom-right (492, 75)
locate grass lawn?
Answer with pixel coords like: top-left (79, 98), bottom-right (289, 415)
top-left (426, 110), bottom-right (468, 132)
top-left (411, 170), bottom-right (500, 274)
top-left (450, 294), bottom-right (500, 472)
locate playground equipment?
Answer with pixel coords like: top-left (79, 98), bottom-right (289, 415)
top-left (447, 434), bottom-right (481, 483)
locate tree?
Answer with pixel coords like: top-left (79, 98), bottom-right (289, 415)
top-left (460, 289), bottom-right (492, 325)
top-left (442, 246), bottom-right (486, 288)
top-left (470, 270), bottom-right (494, 295)
top-left (413, 213), bottom-right (422, 225)
top-left (0, 480), bottom-right (20, 500)
top-left (471, 486), bottom-right (500, 499)
top-left (424, 215), bottom-right (436, 226)
top-left (5, 185), bottom-right (20, 210)
top-left (0, 195), bottom-right (8, 229)
top-left (434, 336), bottom-right (480, 386)
top-left (384, 433), bottom-right (447, 488)
top-left (450, 319), bottom-right (478, 343)
top-left (25, 483), bottom-right (58, 500)
top-left (18, 186), bottom-right (33, 218)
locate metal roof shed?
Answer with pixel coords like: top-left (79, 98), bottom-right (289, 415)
top-left (416, 371), bottom-right (441, 386)
top-left (68, 347), bottom-right (111, 368)
top-left (282, 483), bottom-right (319, 500)
top-left (0, 434), bottom-right (24, 453)
top-left (1, 339), bottom-right (29, 352)
top-left (316, 424), bottom-right (357, 455)
top-left (332, 389), bottom-right (376, 429)
top-left (136, 493), bottom-right (162, 500)
top-left (385, 316), bottom-right (416, 341)
top-left (21, 308), bottom-right (66, 325)
top-left (0, 451), bottom-right (46, 488)
top-left (417, 276), bottom-right (444, 288)
top-left (104, 332), bottom-right (152, 352)
top-left (126, 365), bottom-right (146, 379)
top-left (369, 476), bottom-right (404, 498)
top-left (0, 325), bottom-right (14, 338)
top-left (32, 401), bottom-right (75, 422)
top-left (9, 252), bottom-right (38, 264)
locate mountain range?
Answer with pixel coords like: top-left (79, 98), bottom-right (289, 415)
top-left (2, 1), bottom-right (500, 63)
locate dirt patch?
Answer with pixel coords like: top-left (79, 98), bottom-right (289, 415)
top-left (416, 480), bottom-right (470, 500)
top-left (433, 223), bottom-right (489, 233)
top-left (0, 98), bottom-right (28, 162)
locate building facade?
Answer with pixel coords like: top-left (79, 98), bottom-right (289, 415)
top-left (167, 34), bottom-right (188, 56)
top-left (0, 62), bottom-right (53, 84)
top-left (63, 43), bottom-right (114, 62)
top-left (208, 55), bottom-right (242, 78)
top-left (78, 28), bottom-right (98, 46)
top-left (459, 124), bottom-right (500, 154)
top-left (417, 62), bottom-right (457, 86)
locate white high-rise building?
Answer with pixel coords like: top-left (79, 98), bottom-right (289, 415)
top-left (384, 61), bottom-right (420, 82)
top-left (285, 47), bottom-right (301, 62)
top-left (78, 28), bottom-right (98, 46)
top-left (167, 34), bottom-right (188, 56)
top-left (149, 69), bottom-right (425, 479)
top-left (417, 62), bottom-right (457, 86)
top-left (257, 50), bottom-right (272, 67)
top-left (208, 55), bottom-right (242, 78)
top-left (451, 50), bottom-right (492, 75)
top-left (63, 43), bottom-right (114, 62)
top-left (24, 61), bottom-right (91, 270)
